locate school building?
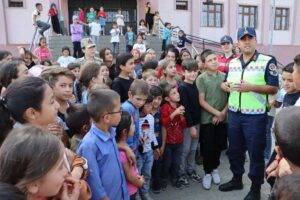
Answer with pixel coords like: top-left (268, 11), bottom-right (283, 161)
top-left (1, 0), bottom-right (300, 63)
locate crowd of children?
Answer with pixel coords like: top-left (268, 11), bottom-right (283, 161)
top-left (1, 3), bottom-right (300, 200)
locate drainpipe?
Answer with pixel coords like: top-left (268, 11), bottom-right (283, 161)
top-left (0, 2), bottom-right (8, 45)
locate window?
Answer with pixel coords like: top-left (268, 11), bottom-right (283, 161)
top-left (201, 3), bottom-right (223, 27)
top-left (8, 0), bottom-right (24, 7)
top-left (176, 0), bottom-right (188, 10)
top-left (238, 5), bottom-right (257, 28)
top-left (274, 7), bottom-right (289, 30)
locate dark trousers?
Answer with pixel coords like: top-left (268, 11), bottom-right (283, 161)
top-left (162, 39), bottom-right (166, 51)
top-left (228, 111), bottom-right (267, 185)
top-left (161, 143), bottom-right (182, 182)
top-left (201, 123), bottom-right (227, 174)
top-left (126, 45), bottom-right (133, 53)
top-left (151, 157), bottom-right (162, 189)
top-left (72, 41), bottom-right (82, 58)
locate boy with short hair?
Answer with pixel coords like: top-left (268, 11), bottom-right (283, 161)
top-left (149, 85), bottom-right (164, 193)
top-left (178, 59), bottom-right (202, 185)
top-left (89, 17), bottom-right (101, 52)
top-left (122, 79), bottom-right (149, 155)
top-left (65, 103), bottom-right (91, 152)
top-left (162, 22), bottom-right (172, 51)
top-left (77, 89), bottom-right (130, 200)
top-left (142, 69), bottom-right (158, 86)
top-left (281, 63), bottom-right (300, 107)
top-left (293, 55), bottom-right (300, 97)
top-left (196, 49), bottom-right (228, 190)
top-left (125, 25), bottom-right (135, 53)
top-left (110, 22), bottom-right (120, 57)
top-left (137, 95), bottom-right (159, 200)
top-left (32, 3), bottom-right (50, 37)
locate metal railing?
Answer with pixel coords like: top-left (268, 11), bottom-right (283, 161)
top-left (29, 17), bottom-right (51, 52)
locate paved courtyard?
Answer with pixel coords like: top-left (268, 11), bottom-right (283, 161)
top-left (152, 152), bottom-right (271, 200)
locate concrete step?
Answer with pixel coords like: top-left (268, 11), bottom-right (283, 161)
top-left (48, 35), bottom-right (163, 61)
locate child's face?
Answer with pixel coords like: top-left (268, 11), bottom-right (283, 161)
top-left (140, 21), bottom-right (145, 26)
top-left (100, 7), bottom-right (104, 11)
top-left (37, 5), bottom-right (43, 11)
top-left (33, 154), bottom-right (68, 198)
top-left (108, 100), bottom-right (122, 126)
top-left (90, 7), bottom-right (94, 12)
top-left (152, 96), bottom-right (163, 109)
top-left (53, 76), bottom-right (74, 102)
top-left (144, 54), bottom-right (153, 62)
top-left (34, 85), bottom-right (59, 126)
top-left (17, 63), bottom-right (30, 78)
top-left (132, 50), bottom-right (140, 60)
top-left (166, 51), bottom-right (176, 61)
top-left (147, 49), bottom-right (156, 60)
top-left (127, 26), bottom-right (132, 32)
top-left (118, 10), bottom-right (121, 14)
top-left (283, 71), bottom-right (298, 94)
top-left (178, 32), bottom-right (184, 37)
top-left (40, 39), bottom-right (47, 47)
top-left (62, 50), bottom-right (69, 57)
top-left (71, 67), bottom-right (80, 80)
top-left (142, 102), bottom-right (153, 115)
top-left (128, 117), bottom-right (135, 137)
top-left (293, 64), bottom-right (300, 90)
top-left (145, 75), bottom-right (158, 86)
top-left (184, 69), bottom-right (198, 82)
top-left (91, 70), bottom-right (104, 86)
top-left (113, 24), bottom-right (117, 29)
top-left (129, 94), bottom-right (148, 108)
top-left (99, 65), bottom-right (109, 78)
top-left (181, 52), bottom-right (191, 60)
top-left (164, 62), bottom-right (177, 78)
top-left (204, 53), bottom-right (218, 71)
top-left (121, 58), bottom-right (135, 75)
top-left (167, 88), bottom-right (180, 103)
top-left (137, 36), bottom-right (143, 43)
top-left (167, 24), bottom-right (171, 29)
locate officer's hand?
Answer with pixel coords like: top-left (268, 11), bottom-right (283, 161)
top-left (220, 82), bottom-right (231, 93)
top-left (233, 81), bottom-right (253, 92)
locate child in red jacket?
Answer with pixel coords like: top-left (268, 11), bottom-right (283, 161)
top-left (160, 84), bottom-right (187, 190)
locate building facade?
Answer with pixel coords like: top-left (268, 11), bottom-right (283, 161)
top-left (1, 0), bottom-right (300, 63)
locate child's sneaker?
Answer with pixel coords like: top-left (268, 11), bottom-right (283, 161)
top-left (141, 193), bottom-right (154, 200)
top-left (161, 180), bottom-right (167, 191)
top-left (202, 174), bottom-right (212, 190)
top-left (173, 180), bottom-right (184, 190)
top-left (178, 176), bottom-right (189, 187)
top-left (188, 172), bottom-right (202, 182)
top-left (212, 169), bottom-right (221, 185)
top-left (151, 185), bottom-right (161, 194)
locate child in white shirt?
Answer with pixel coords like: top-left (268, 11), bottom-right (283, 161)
top-left (89, 18), bottom-right (101, 52)
top-left (133, 34), bottom-right (146, 54)
top-left (57, 46), bottom-right (76, 67)
top-left (110, 22), bottom-right (120, 57)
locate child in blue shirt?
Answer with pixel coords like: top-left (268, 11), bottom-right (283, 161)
top-left (77, 89), bottom-right (130, 200)
top-left (122, 79), bottom-right (149, 155)
top-left (162, 22), bottom-right (172, 51)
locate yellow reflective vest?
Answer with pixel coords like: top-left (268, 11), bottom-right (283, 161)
top-left (227, 54), bottom-right (272, 114)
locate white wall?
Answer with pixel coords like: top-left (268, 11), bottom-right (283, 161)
top-left (199, 0), bottom-right (228, 43)
top-left (158, 0), bottom-right (191, 34)
top-left (4, 1), bottom-right (50, 44)
top-left (271, 0), bottom-right (294, 45)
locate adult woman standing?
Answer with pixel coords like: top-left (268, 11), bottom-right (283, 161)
top-left (48, 3), bottom-right (61, 34)
top-left (145, 2), bottom-right (154, 34)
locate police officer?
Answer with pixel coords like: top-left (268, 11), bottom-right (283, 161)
top-left (219, 27), bottom-right (279, 200)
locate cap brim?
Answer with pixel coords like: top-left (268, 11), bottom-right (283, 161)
top-left (238, 33), bottom-right (255, 40)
